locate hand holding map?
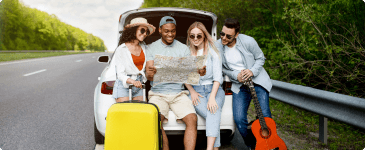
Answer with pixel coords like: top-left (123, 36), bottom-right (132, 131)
top-left (153, 54), bottom-right (206, 86)
top-left (198, 65), bottom-right (206, 76)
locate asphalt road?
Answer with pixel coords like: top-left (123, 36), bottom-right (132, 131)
top-left (0, 53), bottom-right (248, 150)
top-left (0, 53), bottom-right (109, 149)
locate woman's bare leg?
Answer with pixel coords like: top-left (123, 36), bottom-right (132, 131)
top-left (207, 136), bottom-right (217, 150)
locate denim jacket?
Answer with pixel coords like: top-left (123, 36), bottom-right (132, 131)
top-left (198, 46), bottom-right (223, 85)
top-left (215, 34), bottom-right (272, 94)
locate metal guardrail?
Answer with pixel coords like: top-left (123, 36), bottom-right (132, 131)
top-left (269, 80), bottom-right (365, 144)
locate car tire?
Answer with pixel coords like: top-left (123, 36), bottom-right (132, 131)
top-left (94, 120), bottom-right (105, 144)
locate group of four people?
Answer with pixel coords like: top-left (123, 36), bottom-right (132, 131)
top-left (112, 16), bottom-right (272, 150)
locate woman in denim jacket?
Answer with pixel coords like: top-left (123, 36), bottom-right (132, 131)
top-left (112, 17), bottom-right (155, 102)
top-left (185, 22), bottom-right (225, 150)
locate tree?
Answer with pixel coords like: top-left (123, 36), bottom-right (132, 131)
top-left (0, 0), bottom-right (107, 51)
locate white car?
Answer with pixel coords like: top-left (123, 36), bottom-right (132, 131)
top-left (94, 7), bottom-right (235, 144)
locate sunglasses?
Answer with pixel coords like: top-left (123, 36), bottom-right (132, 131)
top-left (140, 28), bottom-right (150, 36)
top-left (189, 34), bottom-right (203, 40)
top-left (220, 32), bottom-right (234, 40)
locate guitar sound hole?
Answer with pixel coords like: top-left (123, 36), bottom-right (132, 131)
top-left (260, 128), bottom-right (271, 139)
top-left (269, 148), bottom-right (279, 150)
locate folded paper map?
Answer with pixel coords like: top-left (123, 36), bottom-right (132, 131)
top-left (153, 54), bottom-right (206, 86)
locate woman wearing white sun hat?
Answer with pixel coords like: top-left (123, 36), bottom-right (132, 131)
top-left (112, 17), bottom-right (156, 102)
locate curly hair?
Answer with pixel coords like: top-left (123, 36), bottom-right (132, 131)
top-left (118, 26), bottom-right (139, 46)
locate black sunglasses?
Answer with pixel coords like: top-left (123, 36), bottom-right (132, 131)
top-left (220, 32), bottom-right (234, 40)
top-left (140, 28), bottom-right (150, 36)
top-left (189, 34), bottom-right (203, 40)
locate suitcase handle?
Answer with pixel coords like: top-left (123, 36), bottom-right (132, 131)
top-left (129, 84), bottom-right (146, 102)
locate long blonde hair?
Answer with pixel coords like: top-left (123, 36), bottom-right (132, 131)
top-left (186, 22), bottom-right (220, 58)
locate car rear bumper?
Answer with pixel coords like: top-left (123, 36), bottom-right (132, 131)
top-left (95, 89), bottom-right (235, 137)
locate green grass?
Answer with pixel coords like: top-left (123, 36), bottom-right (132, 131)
top-left (258, 98), bottom-right (365, 149)
top-left (0, 52), bottom-right (99, 62)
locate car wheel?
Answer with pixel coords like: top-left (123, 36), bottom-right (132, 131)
top-left (94, 120), bottom-right (104, 144)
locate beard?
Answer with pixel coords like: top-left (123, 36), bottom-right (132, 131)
top-left (223, 38), bottom-right (236, 47)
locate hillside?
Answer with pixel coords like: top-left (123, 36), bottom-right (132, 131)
top-left (0, 0), bottom-right (106, 51)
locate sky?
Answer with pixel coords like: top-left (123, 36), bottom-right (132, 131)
top-left (18, 0), bottom-right (144, 52)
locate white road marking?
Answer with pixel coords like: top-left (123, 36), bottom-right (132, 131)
top-left (95, 144), bottom-right (104, 150)
top-left (23, 69), bottom-right (47, 76)
top-left (76, 60), bottom-right (82, 62)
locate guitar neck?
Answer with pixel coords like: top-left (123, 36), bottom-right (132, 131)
top-left (246, 78), bottom-right (268, 130)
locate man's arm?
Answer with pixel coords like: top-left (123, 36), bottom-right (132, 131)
top-left (146, 60), bottom-right (156, 81)
top-left (145, 43), bottom-right (156, 81)
top-left (245, 36), bottom-right (265, 77)
top-left (222, 67), bottom-right (242, 83)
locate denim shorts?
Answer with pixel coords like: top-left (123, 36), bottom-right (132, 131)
top-left (112, 75), bottom-right (143, 99)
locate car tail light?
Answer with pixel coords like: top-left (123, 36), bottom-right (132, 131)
top-left (101, 81), bottom-right (115, 95)
top-left (223, 81), bottom-right (233, 95)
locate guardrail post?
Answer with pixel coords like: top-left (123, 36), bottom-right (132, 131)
top-left (319, 115), bottom-right (328, 144)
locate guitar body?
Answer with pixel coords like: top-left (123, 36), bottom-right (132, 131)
top-left (251, 117), bottom-right (287, 150)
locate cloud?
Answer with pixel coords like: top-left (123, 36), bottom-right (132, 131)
top-left (105, 0), bottom-right (136, 6)
top-left (49, 4), bottom-right (77, 15)
top-left (49, 0), bottom-right (75, 6)
top-left (80, 6), bottom-right (111, 18)
top-left (21, 0), bottom-right (48, 5)
top-left (83, 18), bottom-right (114, 32)
top-left (78, 0), bottom-right (103, 5)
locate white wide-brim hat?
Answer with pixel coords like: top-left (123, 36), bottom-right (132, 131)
top-left (124, 17), bottom-right (156, 35)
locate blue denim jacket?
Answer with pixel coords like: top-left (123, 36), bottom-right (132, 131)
top-left (215, 34), bottom-right (272, 94)
top-left (198, 47), bottom-right (223, 85)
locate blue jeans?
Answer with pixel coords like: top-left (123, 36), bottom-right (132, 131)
top-left (232, 84), bottom-right (271, 142)
top-left (188, 84), bottom-right (225, 147)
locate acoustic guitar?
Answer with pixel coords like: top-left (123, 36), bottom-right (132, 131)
top-left (243, 77), bottom-right (287, 150)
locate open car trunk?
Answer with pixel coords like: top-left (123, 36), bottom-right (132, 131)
top-left (119, 7), bottom-right (217, 45)
top-left (116, 7), bottom-right (218, 101)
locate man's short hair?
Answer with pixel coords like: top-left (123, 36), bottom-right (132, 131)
top-left (224, 18), bottom-right (240, 34)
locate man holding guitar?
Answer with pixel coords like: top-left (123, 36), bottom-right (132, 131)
top-left (216, 18), bottom-right (286, 150)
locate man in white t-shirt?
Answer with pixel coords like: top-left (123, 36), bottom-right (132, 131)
top-left (215, 18), bottom-right (273, 149)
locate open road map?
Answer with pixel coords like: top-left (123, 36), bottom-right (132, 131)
top-left (153, 54), bottom-right (206, 86)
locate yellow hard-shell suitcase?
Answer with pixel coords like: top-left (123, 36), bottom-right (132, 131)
top-left (104, 85), bottom-right (162, 150)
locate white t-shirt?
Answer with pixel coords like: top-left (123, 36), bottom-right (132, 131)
top-left (196, 48), bottom-right (212, 85)
top-left (225, 44), bottom-right (246, 70)
top-left (197, 48), bottom-right (204, 56)
top-left (197, 48), bottom-right (208, 66)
